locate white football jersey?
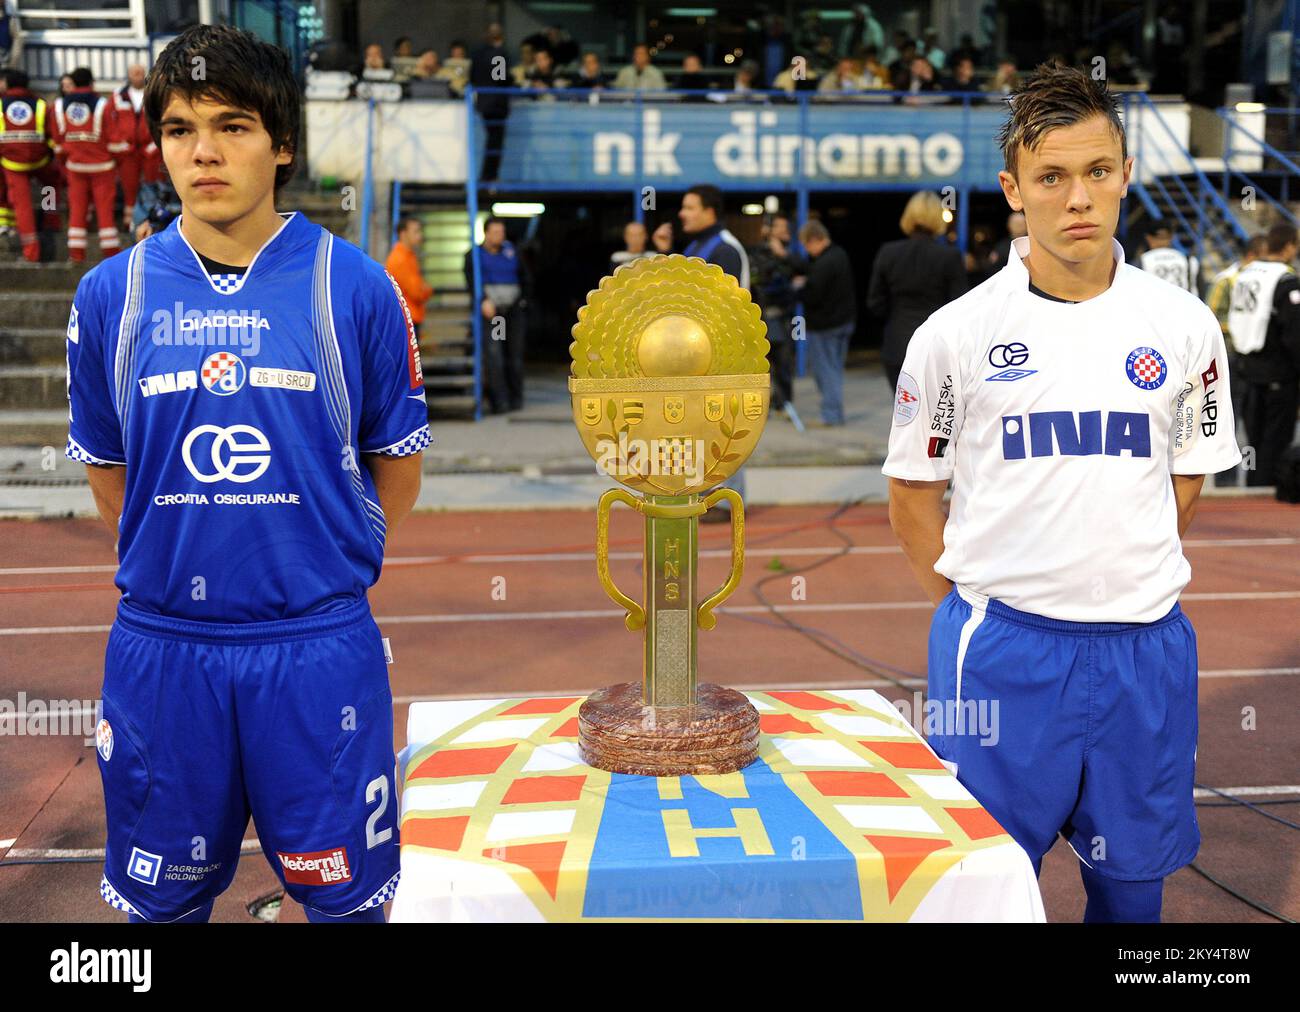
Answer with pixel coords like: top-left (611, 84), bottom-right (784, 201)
top-left (883, 235), bottom-right (1242, 623)
top-left (1139, 246), bottom-right (1199, 294)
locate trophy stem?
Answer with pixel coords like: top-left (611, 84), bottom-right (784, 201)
top-left (642, 494), bottom-right (698, 708)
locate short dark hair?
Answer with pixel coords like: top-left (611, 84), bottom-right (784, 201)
top-left (397, 215), bottom-right (422, 234)
top-left (996, 61), bottom-right (1126, 179)
top-left (483, 215), bottom-right (506, 234)
top-left (144, 24), bottom-right (300, 191)
top-left (1265, 223), bottom-right (1298, 254)
top-left (1245, 233), bottom-right (1269, 257)
top-left (685, 184), bottom-right (724, 217)
top-left (3, 69), bottom-right (29, 90)
top-left (70, 67), bottom-right (94, 88)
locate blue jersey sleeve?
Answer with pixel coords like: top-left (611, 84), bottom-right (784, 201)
top-left (65, 270), bottom-right (126, 466)
top-left (356, 266), bottom-right (431, 457)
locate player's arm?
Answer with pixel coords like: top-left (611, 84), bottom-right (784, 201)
top-left (85, 463), bottom-right (125, 536)
top-left (357, 267), bottom-right (431, 539)
top-left (362, 453), bottom-right (421, 532)
top-left (888, 478), bottom-right (953, 604)
top-left (880, 319), bottom-right (965, 604)
top-left (65, 274), bottom-right (128, 540)
top-left (1171, 474), bottom-right (1205, 538)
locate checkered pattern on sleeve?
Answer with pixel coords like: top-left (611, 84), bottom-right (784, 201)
top-left (367, 425), bottom-right (431, 458)
top-left (66, 436), bottom-right (124, 466)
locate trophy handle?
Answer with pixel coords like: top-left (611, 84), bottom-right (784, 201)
top-left (596, 488), bottom-right (647, 631)
top-left (697, 487), bottom-right (744, 631)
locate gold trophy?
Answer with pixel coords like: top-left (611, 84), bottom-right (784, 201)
top-left (569, 254), bottom-right (770, 776)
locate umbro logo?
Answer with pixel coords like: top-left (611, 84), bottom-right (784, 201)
top-left (986, 368), bottom-right (1037, 382)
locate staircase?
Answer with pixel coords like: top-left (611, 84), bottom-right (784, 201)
top-left (393, 188), bottom-right (479, 419)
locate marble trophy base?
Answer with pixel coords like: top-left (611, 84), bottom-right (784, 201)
top-left (578, 681), bottom-right (760, 776)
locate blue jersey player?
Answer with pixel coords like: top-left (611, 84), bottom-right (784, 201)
top-left (66, 26), bottom-right (429, 922)
top-left (883, 64), bottom-right (1241, 921)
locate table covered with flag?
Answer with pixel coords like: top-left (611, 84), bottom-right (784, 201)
top-left (391, 688), bottom-right (1045, 921)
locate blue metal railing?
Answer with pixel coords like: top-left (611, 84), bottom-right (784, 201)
top-left (1128, 92), bottom-right (1249, 265)
top-left (1217, 107), bottom-right (1300, 228)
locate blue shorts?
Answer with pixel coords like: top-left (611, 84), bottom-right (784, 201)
top-left (96, 597), bottom-right (400, 921)
top-left (926, 586), bottom-right (1199, 881)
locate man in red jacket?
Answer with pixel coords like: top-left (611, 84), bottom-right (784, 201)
top-left (50, 66), bottom-right (122, 261)
top-left (108, 64), bottom-right (147, 231)
top-left (1, 69), bottom-right (63, 262)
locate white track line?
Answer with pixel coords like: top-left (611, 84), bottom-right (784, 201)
top-left (2, 591), bottom-right (1299, 637)
top-left (1192, 786), bottom-right (1300, 799)
top-left (1, 537), bottom-right (1295, 577)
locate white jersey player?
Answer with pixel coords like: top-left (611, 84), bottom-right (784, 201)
top-left (1138, 224), bottom-right (1199, 295)
top-left (884, 63), bottom-right (1241, 924)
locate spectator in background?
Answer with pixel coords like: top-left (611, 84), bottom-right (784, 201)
top-left (841, 4), bottom-right (885, 58)
top-left (900, 56), bottom-right (943, 97)
top-left (676, 53), bottom-right (712, 97)
top-left (59, 73), bottom-right (75, 95)
top-left (360, 43), bottom-right (391, 80)
top-left (610, 220), bottom-right (657, 272)
top-left (1208, 233), bottom-right (1266, 486)
top-left (574, 51), bottom-right (609, 89)
top-left (527, 48), bottom-right (557, 90)
top-left (471, 23), bottom-right (510, 179)
top-left (0, 1), bottom-right (13, 68)
top-left (614, 44), bottom-right (666, 91)
top-left (393, 37), bottom-right (413, 59)
top-left (525, 26), bottom-right (579, 69)
top-left (511, 41), bottom-right (536, 87)
top-left (1231, 224), bottom-right (1300, 486)
top-left (386, 216), bottom-right (433, 340)
top-left (733, 60), bottom-right (761, 96)
top-left (749, 214), bottom-right (804, 414)
top-left (818, 57), bottom-right (869, 95)
top-left (409, 48), bottom-right (441, 80)
top-left (921, 28), bottom-right (946, 71)
top-left (888, 40), bottom-right (919, 89)
top-left (941, 54), bottom-right (977, 93)
top-left (867, 190), bottom-right (967, 392)
top-left (861, 47), bottom-right (889, 87)
top-left (444, 41), bottom-right (471, 89)
top-left (881, 30), bottom-right (910, 66)
top-left (986, 58), bottom-right (1020, 95)
top-left (466, 216), bottom-right (527, 414)
top-left (950, 33), bottom-right (981, 67)
top-left (759, 15), bottom-right (793, 88)
top-left (796, 220), bottom-right (856, 427)
top-left (811, 34), bottom-right (838, 74)
top-left (989, 210), bottom-right (1027, 271)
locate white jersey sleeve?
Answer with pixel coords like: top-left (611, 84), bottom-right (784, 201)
top-left (1170, 317), bottom-right (1242, 475)
top-left (881, 318), bottom-right (965, 482)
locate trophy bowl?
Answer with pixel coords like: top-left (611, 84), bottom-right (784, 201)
top-left (569, 255), bottom-right (771, 776)
top-left (570, 255), bottom-right (770, 497)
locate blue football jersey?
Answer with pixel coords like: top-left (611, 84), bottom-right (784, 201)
top-left (65, 211), bottom-right (430, 622)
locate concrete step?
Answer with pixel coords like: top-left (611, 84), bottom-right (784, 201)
top-left (0, 365), bottom-right (67, 410)
top-left (0, 292), bottom-right (76, 330)
top-left (0, 409), bottom-right (67, 448)
top-left (0, 328), bottom-right (68, 365)
top-left (0, 259), bottom-right (93, 292)
top-left (426, 394), bottom-right (476, 416)
top-left (424, 373), bottom-right (475, 390)
top-left (424, 354), bottom-right (474, 370)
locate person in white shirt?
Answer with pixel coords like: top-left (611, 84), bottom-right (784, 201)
top-left (1138, 222), bottom-right (1200, 296)
top-left (884, 63), bottom-right (1241, 923)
